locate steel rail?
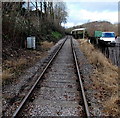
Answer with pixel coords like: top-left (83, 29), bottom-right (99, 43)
top-left (12, 37), bottom-right (68, 118)
top-left (71, 37), bottom-right (90, 117)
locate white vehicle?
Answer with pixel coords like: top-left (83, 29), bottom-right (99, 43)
top-left (99, 32), bottom-right (116, 45)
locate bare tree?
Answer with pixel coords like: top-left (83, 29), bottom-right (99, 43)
top-left (54, 2), bottom-right (67, 26)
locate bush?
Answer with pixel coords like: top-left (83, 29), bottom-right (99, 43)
top-left (51, 31), bottom-right (62, 39)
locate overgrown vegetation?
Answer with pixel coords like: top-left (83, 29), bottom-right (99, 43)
top-left (2, 2), bottom-right (67, 57)
top-left (40, 41), bottom-right (54, 51)
top-left (2, 2), bottom-right (67, 83)
top-left (2, 41), bottom-right (53, 84)
top-left (79, 40), bottom-right (119, 116)
top-left (52, 31), bottom-right (62, 39)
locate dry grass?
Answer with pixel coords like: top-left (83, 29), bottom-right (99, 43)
top-left (104, 95), bottom-right (119, 116)
top-left (2, 41), bottom-right (54, 84)
top-left (40, 41), bottom-right (54, 50)
top-left (4, 58), bottom-right (27, 68)
top-left (79, 39), bottom-right (119, 116)
top-left (2, 58), bottom-right (27, 82)
top-left (2, 69), bottom-right (13, 81)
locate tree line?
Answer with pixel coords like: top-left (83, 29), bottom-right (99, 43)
top-left (2, 1), bottom-right (67, 48)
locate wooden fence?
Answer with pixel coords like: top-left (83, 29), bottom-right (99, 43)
top-left (97, 43), bottom-right (120, 67)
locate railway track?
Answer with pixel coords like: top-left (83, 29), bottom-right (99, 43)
top-left (12, 36), bottom-right (90, 117)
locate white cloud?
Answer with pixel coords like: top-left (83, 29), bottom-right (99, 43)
top-left (65, 2), bottom-right (118, 28)
top-left (65, 9), bottom-right (118, 28)
top-left (22, 0), bottom-right (119, 2)
top-left (78, 9), bottom-right (118, 23)
top-left (64, 0), bottom-right (119, 2)
top-left (21, 0), bottom-right (119, 2)
top-left (67, 9), bottom-right (118, 26)
top-left (76, 22), bottom-right (83, 26)
top-left (62, 22), bottom-right (75, 28)
top-left (63, 22), bottom-right (83, 28)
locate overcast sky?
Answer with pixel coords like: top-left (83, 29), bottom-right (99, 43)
top-left (63, 0), bottom-right (119, 28)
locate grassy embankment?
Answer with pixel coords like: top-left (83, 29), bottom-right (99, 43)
top-left (79, 40), bottom-right (119, 116)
